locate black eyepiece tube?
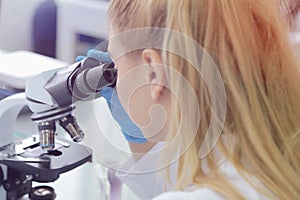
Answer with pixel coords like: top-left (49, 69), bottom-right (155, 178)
top-left (72, 62), bottom-right (117, 100)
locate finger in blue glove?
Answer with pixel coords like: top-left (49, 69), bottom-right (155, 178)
top-left (87, 49), bottom-right (112, 63)
top-left (75, 55), bottom-right (87, 62)
top-left (75, 49), bottom-right (111, 63)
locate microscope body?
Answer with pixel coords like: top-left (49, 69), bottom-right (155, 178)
top-left (0, 93), bottom-right (93, 200)
top-left (0, 57), bottom-right (117, 199)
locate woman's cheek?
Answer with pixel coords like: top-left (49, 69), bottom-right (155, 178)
top-left (116, 69), bottom-right (131, 112)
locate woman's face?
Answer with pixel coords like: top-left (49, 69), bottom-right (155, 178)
top-left (108, 26), bottom-right (171, 142)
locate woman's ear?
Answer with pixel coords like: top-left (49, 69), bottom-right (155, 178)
top-left (142, 49), bottom-right (166, 101)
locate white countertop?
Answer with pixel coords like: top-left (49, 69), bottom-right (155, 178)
top-left (0, 50), bottom-right (68, 89)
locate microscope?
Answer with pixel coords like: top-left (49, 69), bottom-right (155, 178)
top-left (0, 57), bottom-right (117, 199)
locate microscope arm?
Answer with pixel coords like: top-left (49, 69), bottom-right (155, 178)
top-left (0, 93), bottom-right (28, 148)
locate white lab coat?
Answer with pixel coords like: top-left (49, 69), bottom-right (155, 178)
top-left (79, 99), bottom-right (269, 199)
top-left (117, 143), bottom-right (270, 200)
top-left (116, 142), bottom-right (177, 200)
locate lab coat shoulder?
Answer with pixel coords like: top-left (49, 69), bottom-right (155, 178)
top-left (151, 188), bottom-right (225, 200)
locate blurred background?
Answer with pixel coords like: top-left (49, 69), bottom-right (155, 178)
top-left (1, 0), bottom-right (300, 63)
top-left (0, 0), bottom-right (110, 63)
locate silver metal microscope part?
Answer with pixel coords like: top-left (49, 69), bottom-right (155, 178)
top-left (3, 157), bottom-right (50, 164)
top-left (38, 121), bottom-right (56, 151)
top-left (59, 115), bottom-right (84, 143)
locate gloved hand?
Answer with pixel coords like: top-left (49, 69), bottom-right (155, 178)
top-left (76, 49), bottom-right (112, 63)
top-left (76, 49), bottom-right (148, 143)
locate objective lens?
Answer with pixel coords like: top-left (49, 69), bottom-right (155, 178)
top-left (59, 114), bottom-right (84, 142)
top-left (38, 121), bottom-right (56, 151)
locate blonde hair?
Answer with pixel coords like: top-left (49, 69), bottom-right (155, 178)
top-left (109, 0), bottom-right (300, 199)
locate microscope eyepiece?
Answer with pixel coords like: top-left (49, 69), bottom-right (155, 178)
top-left (71, 62), bottom-right (117, 100)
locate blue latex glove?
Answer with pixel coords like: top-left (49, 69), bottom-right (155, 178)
top-left (76, 49), bottom-right (112, 63)
top-left (76, 49), bottom-right (148, 143)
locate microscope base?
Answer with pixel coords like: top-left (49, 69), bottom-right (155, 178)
top-left (0, 136), bottom-right (92, 200)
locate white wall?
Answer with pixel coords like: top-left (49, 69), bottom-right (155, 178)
top-left (0, 0), bottom-right (45, 51)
